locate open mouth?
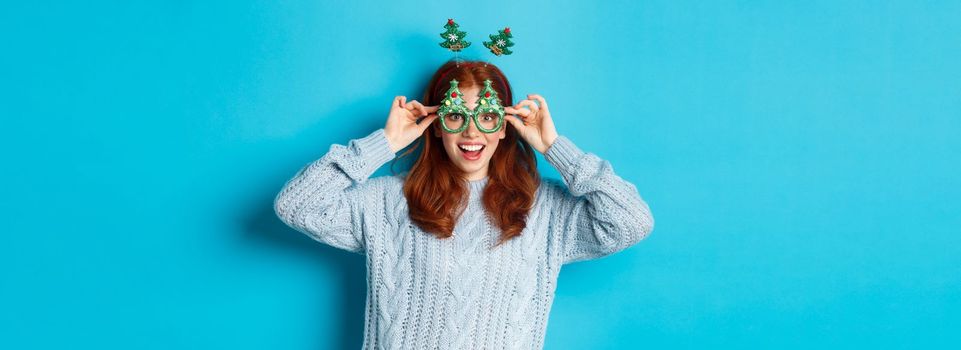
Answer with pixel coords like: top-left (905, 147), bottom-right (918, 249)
top-left (458, 144), bottom-right (485, 161)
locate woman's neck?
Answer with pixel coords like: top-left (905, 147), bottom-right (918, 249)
top-left (468, 175), bottom-right (488, 182)
top-left (467, 176), bottom-right (489, 192)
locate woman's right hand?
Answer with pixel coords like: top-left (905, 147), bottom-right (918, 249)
top-left (384, 96), bottom-right (438, 153)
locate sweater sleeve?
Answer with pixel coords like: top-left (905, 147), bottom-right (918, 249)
top-left (273, 128), bottom-right (396, 254)
top-left (543, 135), bottom-right (655, 264)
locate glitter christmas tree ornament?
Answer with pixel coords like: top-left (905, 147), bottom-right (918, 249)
top-left (473, 80), bottom-right (505, 133)
top-left (483, 27), bottom-right (514, 56)
top-left (439, 19), bottom-right (471, 52)
top-left (437, 79), bottom-right (471, 133)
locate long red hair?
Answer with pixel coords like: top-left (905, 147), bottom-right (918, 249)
top-left (398, 60), bottom-right (540, 247)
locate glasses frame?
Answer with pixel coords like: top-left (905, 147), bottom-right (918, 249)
top-left (436, 79), bottom-right (506, 134)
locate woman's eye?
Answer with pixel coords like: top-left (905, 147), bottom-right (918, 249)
top-left (483, 115), bottom-right (494, 121)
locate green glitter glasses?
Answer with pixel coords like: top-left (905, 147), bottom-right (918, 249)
top-left (436, 79), bottom-right (506, 133)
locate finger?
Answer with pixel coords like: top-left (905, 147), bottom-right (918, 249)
top-left (407, 100), bottom-right (428, 116)
top-left (417, 114), bottom-right (439, 131)
top-left (424, 105), bottom-right (439, 113)
top-left (394, 96), bottom-right (405, 109)
top-left (527, 94), bottom-right (549, 111)
top-left (514, 100), bottom-right (538, 112)
top-left (505, 114), bottom-right (527, 130)
top-left (505, 106), bottom-right (532, 118)
top-left (399, 96), bottom-right (407, 109)
top-left (514, 100), bottom-right (540, 118)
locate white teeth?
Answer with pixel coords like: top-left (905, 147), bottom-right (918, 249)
top-left (459, 144), bottom-right (484, 152)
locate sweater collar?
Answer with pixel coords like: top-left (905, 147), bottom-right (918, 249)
top-left (467, 176), bottom-right (489, 193)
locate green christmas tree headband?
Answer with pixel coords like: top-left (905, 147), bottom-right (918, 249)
top-left (436, 19), bottom-right (514, 133)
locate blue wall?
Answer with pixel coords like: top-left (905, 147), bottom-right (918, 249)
top-left (2, 1), bottom-right (959, 348)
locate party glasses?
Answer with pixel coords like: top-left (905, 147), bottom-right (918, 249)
top-left (436, 79), bottom-right (506, 133)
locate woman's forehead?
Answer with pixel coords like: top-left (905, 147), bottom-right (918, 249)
top-left (459, 85), bottom-right (480, 106)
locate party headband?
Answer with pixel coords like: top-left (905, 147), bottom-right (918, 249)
top-left (438, 18), bottom-right (514, 59)
top-left (435, 19), bottom-right (514, 133)
top-left (433, 61), bottom-right (509, 97)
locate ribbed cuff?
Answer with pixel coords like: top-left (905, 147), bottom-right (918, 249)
top-left (349, 128), bottom-right (396, 181)
top-left (543, 135), bottom-right (585, 175)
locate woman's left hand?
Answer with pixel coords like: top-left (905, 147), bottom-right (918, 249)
top-left (504, 94), bottom-right (559, 154)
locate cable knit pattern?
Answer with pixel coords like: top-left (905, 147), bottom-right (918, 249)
top-left (274, 128), bottom-right (655, 349)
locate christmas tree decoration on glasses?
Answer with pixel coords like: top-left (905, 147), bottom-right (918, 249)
top-left (436, 79), bottom-right (506, 133)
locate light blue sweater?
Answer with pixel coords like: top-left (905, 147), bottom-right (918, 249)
top-left (274, 128), bottom-right (654, 349)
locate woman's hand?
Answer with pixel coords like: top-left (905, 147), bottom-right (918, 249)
top-left (384, 96), bottom-right (438, 152)
top-left (504, 94), bottom-right (559, 154)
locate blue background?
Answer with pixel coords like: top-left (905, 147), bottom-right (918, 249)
top-left (2, 0), bottom-right (959, 348)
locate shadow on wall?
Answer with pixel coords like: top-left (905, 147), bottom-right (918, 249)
top-left (243, 105), bottom-right (380, 350)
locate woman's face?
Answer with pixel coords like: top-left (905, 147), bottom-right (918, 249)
top-left (433, 84), bottom-right (507, 181)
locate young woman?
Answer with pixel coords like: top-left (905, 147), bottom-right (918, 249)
top-left (274, 60), bottom-right (654, 349)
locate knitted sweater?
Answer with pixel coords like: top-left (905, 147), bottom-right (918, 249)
top-left (273, 128), bottom-right (655, 350)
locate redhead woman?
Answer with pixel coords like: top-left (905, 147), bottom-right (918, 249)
top-left (274, 60), bottom-right (654, 349)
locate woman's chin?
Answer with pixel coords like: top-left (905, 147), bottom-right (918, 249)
top-left (447, 149), bottom-right (492, 177)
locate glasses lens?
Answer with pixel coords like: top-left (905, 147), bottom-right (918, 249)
top-left (477, 113), bottom-right (500, 131)
top-left (443, 113), bottom-right (466, 131)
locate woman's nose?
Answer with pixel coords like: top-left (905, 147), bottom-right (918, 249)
top-left (462, 118), bottom-right (480, 137)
